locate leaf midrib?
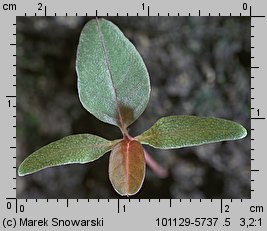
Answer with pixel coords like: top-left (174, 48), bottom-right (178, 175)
top-left (95, 19), bottom-right (124, 129)
top-left (38, 142), bottom-right (111, 153)
top-left (125, 141), bottom-right (130, 195)
top-left (139, 127), bottom-right (243, 141)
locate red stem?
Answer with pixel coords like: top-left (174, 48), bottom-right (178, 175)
top-left (144, 149), bottom-right (168, 178)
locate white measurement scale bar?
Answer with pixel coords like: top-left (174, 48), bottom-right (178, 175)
top-left (0, 0), bottom-right (266, 230)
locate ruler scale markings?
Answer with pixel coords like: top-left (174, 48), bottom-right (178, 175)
top-left (1, 2), bottom-right (266, 230)
top-left (15, 199), bottom-right (18, 214)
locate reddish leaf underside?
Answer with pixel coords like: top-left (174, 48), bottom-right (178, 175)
top-left (109, 139), bottom-right (145, 196)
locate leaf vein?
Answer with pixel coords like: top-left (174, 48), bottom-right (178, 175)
top-left (95, 18), bottom-right (124, 129)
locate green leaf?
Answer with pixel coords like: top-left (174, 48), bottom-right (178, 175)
top-left (76, 18), bottom-right (150, 130)
top-left (109, 140), bottom-right (145, 196)
top-left (18, 134), bottom-right (116, 176)
top-left (137, 116), bottom-right (247, 149)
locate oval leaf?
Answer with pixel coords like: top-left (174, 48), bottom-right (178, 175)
top-left (137, 116), bottom-right (247, 149)
top-left (76, 18), bottom-right (150, 130)
top-left (109, 140), bottom-right (145, 196)
top-left (18, 134), bottom-right (115, 176)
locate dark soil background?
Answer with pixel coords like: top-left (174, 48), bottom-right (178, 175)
top-left (16, 17), bottom-right (250, 199)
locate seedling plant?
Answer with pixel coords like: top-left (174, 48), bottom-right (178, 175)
top-left (18, 18), bottom-right (247, 196)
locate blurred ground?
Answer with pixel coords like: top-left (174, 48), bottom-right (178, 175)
top-left (16, 17), bottom-right (250, 199)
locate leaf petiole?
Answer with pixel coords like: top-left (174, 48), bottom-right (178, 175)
top-left (144, 149), bottom-right (168, 178)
